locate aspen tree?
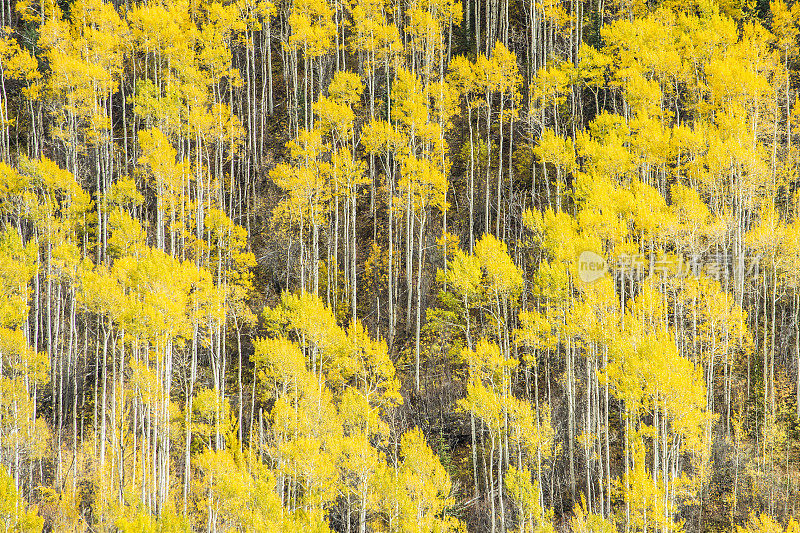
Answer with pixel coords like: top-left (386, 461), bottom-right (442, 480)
top-left (0, 229), bottom-right (50, 495)
top-left (534, 128), bottom-right (576, 212)
top-left (0, 35), bottom-right (40, 160)
top-left (39, 0), bottom-right (125, 262)
top-left (286, 0), bottom-right (336, 135)
top-left (398, 155), bottom-right (448, 392)
top-left (0, 467), bottom-right (43, 532)
top-left (397, 428), bottom-right (463, 533)
top-left (505, 466), bottom-right (555, 533)
top-left (362, 119), bottom-right (408, 344)
top-left (271, 128), bottom-right (331, 294)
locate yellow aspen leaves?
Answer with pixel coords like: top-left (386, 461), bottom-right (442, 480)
top-left (0, 0), bottom-right (797, 530)
top-left (288, 0), bottom-right (336, 57)
top-left (0, 467), bottom-right (43, 532)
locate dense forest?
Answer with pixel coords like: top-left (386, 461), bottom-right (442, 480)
top-left (0, 0), bottom-right (799, 530)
